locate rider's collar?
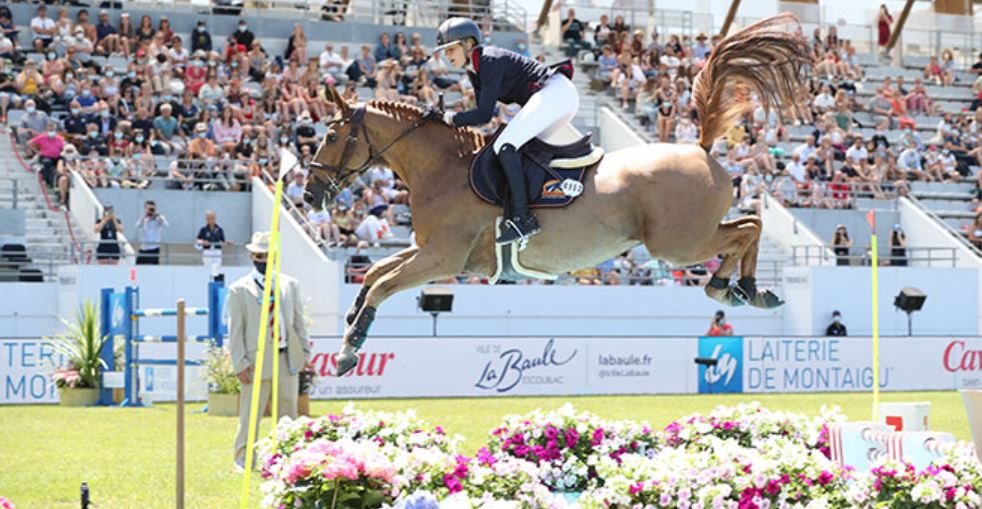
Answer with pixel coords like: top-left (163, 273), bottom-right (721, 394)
top-left (468, 46), bottom-right (482, 73)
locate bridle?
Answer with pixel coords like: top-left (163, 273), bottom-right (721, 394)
top-left (309, 105), bottom-right (425, 197)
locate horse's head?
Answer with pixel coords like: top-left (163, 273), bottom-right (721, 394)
top-left (307, 84), bottom-right (375, 209)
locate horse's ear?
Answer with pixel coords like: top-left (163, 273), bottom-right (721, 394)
top-left (328, 83), bottom-right (351, 117)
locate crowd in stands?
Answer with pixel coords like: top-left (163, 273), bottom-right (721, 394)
top-left (6, 3), bottom-right (982, 283)
top-left (0, 4), bottom-right (526, 250)
top-left (562, 8), bottom-right (982, 217)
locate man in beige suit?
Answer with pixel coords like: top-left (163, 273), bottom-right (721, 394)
top-left (229, 231), bottom-right (310, 471)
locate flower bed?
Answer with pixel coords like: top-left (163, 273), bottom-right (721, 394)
top-left (257, 404), bottom-right (980, 509)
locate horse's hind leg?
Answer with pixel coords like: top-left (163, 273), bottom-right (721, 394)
top-left (336, 245), bottom-right (464, 376)
top-left (345, 247), bottom-right (418, 325)
top-left (680, 216), bottom-right (778, 308)
top-left (729, 216), bottom-right (784, 309)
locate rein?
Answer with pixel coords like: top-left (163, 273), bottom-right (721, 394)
top-left (310, 105), bottom-right (425, 196)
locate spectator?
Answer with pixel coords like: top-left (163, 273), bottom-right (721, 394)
top-left (889, 224), bottom-right (907, 266)
top-left (286, 171), bottom-right (306, 206)
top-left (706, 310), bottom-right (733, 336)
top-left (93, 102), bottom-right (118, 138)
top-left (95, 10), bottom-right (119, 56)
top-left (692, 32), bottom-right (712, 61)
top-left (320, 42), bottom-right (345, 79)
top-left (355, 204), bottom-right (393, 243)
top-left (876, 5), bottom-right (893, 52)
top-left (31, 5), bottom-right (55, 52)
top-left (27, 121), bottom-right (64, 187)
top-left (196, 211), bottom-right (233, 268)
top-left (116, 12), bottom-right (134, 58)
top-left (307, 206), bottom-right (343, 245)
top-left (212, 108), bottom-right (242, 154)
top-left (135, 200), bottom-right (169, 265)
top-left (153, 104), bottom-right (187, 154)
top-left (561, 9), bottom-right (590, 58)
top-left (81, 123), bottom-right (107, 156)
top-left (897, 144), bottom-right (926, 181)
top-left (232, 20), bottom-right (254, 51)
top-left (285, 24), bottom-right (307, 63)
top-left (94, 205), bottom-right (123, 265)
top-left (190, 20), bottom-right (212, 54)
top-left (825, 310), bottom-right (848, 336)
top-left (968, 212), bottom-right (982, 249)
top-left (16, 98), bottom-right (48, 144)
top-left (832, 224), bottom-right (852, 266)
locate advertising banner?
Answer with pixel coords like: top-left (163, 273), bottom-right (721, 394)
top-left (1, 339), bottom-right (62, 404)
top-left (307, 337), bottom-right (699, 399)
top-left (742, 337), bottom-right (982, 393)
top-left (697, 336), bottom-right (744, 394)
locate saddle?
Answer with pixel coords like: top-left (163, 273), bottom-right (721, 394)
top-left (469, 125), bottom-right (605, 208)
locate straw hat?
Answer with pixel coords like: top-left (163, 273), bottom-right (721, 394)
top-left (245, 231), bottom-right (271, 253)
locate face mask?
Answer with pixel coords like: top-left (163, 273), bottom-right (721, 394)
top-left (81, 90), bottom-right (91, 97)
top-left (127, 71), bottom-right (136, 79)
top-left (47, 131), bottom-right (56, 138)
top-left (197, 132), bottom-right (206, 139)
top-left (280, 136), bottom-right (288, 144)
top-left (259, 158), bottom-right (268, 166)
top-left (243, 138), bottom-right (251, 145)
top-left (765, 174), bottom-right (773, 182)
top-left (111, 158), bottom-right (120, 164)
top-left (66, 73), bottom-right (74, 80)
top-left (207, 61), bottom-right (217, 67)
top-left (71, 108), bottom-right (80, 115)
top-left (25, 106), bottom-right (35, 113)
top-left (114, 131), bottom-right (123, 139)
top-left (517, 44), bottom-right (526, 50)
top-left (89, 132), bottom-right (98, 139)
top-left (833, 316), bottom-right (841, 323)
top-left (253, 260), bottom-right (267, 273)
top-left (65, 154), bottom-right (77, 160)
top-left (238, 25), bottom-right (247, 32)
top-left (106, 71), bottom-right (114, 78)
top-left (163, 96), bottom-right (172, 102)
top-left (102, 110), bottom-right (111, 118)
top-left (136, 135), bottom-right (145, 143)
top-left (197, 25), bottom-right (205, 32)
top-left (47, 52), bottom-right (56, 61)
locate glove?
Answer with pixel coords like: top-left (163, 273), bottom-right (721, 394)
top-left (422, 108), bottom-right (444, 123)
top-left (443, 111), bottom-right (456, 126)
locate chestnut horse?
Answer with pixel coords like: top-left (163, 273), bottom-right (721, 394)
top-left (307, 14), bottom-right (810, 376)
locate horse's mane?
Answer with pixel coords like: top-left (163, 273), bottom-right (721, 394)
top-left (366, 100), bottom-right (486, 156)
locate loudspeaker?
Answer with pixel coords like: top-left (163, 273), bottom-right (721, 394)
top-left (894, 287), bottom-right (927, 313)
top-left (418, 287), bottom-right (454, 313)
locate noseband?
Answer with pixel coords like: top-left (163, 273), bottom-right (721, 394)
top-left (310, 105), bottom-right (425, 197)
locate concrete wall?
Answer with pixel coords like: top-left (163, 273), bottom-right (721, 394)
top-left (92, 188), bottom-right (253, 245)
top-left (598, 107), bottom-right (646, 152)
top-left (0, 282), bottom-right (59, 337)
top-left (790, 207), bottom-right (901, 254)
top-left (760, 193), bottom-right (833, 264)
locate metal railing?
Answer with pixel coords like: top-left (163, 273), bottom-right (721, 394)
top-left (779, 180), bottom-right (900, 208)
top-left (791, 244), bottom-right (959, 267)
top-left (907, 194), bottom-right (982, 259)
top-left (70, 156), bottom-right (267, 190)
top-left (60, 240), bottom-right (252, 266)
top-left (543, 2), bottom-right (713, 47)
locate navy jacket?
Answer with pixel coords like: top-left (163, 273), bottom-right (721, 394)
top-left (452, 46), bottom-right (551, 127)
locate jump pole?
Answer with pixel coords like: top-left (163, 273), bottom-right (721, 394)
top-left (176, 299), bottom-right (186, 509)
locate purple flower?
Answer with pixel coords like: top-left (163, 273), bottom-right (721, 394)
top-left (564, 427), bottom-right (580, 448)
top-left (590, 428), bottom-right (605, 446)
top-left (444, 474), bottom-right (463, 494)
top-left (476, 447), bottom-right (497, 467)
top-left (629, 482), bottom-right (644, 495)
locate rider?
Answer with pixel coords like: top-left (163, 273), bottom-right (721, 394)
top-left (431, 18), bottom-right (580, 246)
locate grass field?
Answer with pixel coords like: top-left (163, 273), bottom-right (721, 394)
top-left (0, 391), bottom-right (972, 509)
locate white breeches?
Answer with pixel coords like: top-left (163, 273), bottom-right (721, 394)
top-left (492, 73), bottom-right (580, 154)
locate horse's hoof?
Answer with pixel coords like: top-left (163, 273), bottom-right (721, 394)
top-left (750, 289), bottom-right (785, 309)
top-left (336, 350), bottom-right (359, 377)
top-left (729, 284), bottom-right (751, 305)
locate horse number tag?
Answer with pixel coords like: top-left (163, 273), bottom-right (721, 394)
top-left (560, 179), bottom-right (583, 197)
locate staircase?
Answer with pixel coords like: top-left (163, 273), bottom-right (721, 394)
top-left (0, 134), bottom-right (81, 280)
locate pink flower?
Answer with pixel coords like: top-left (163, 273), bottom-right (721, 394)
top-left (590, 428), bottom-right (605, 446)
top-left (444, 474), bottom-right (463, 493)
top-left (0, 497), bottom-right (14, 509)
top-left (477, 447), bottom-right (497, 467)
top-left (322, 460), bottom-right (359, 481)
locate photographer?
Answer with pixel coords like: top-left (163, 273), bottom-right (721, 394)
top-left (832, 224), bottom-right (852, 266)
top-left (135, 200), bottom-right (168, 265)
top-left (94, 204), bottom-right (123, 265)
top-left (706, 310), bottom-right (734, 336)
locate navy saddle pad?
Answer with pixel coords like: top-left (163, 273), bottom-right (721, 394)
top-left (468, 128), bottom-right (603, 208)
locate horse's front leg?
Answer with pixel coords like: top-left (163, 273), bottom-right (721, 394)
top-left (345, 247), bottom-right (419, 326)
top-left (337, 246), bottom-right (464, 376)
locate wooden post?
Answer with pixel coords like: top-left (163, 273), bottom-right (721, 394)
top-left (720, 0), bottom-right (742, 37)
top-left (535, 0), bottom-right (553, 31)
top-left (176, 299), bottom-right (186, 509)
top-left (886, 0), bottom-right (915, 51)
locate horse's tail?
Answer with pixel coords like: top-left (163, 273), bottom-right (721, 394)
top-left (693, 13), bottom-right (810, 152)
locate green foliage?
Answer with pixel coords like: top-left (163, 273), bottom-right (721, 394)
top-left (46, 300), bottom-right (108, 389)
top-left (204, 342), bottom-right (240, 395)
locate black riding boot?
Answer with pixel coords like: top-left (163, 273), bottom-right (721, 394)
top-left (496, 143), bottom-right (541, 246)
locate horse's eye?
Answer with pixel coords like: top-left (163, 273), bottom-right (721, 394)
top-left (327, 131), bottom-right (337, 143)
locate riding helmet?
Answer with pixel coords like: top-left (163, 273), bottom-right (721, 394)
top-left (434, 18), bottom-right (482, 52)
